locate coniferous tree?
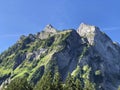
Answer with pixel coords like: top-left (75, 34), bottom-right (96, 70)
top-left (75, 78), bottom-right (83, 90)
top-left (64, 73), bottom-right (76, 90)
top-left (83, 79), bottom-right (95, 90)
top-left (81, 65), bottom-right (95, 90)
top-left (52, 72), bottom-right (62, 90)
top-left (4, 77), bottom-right (33, 90)
top-left (34, 71), bottom-right (53, 90)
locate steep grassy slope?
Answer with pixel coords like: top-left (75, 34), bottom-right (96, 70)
top-left (0, 28), bottom-right (72, 85)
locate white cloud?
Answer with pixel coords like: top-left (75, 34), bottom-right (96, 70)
top-left (102, 27), bottom-right (120, 31)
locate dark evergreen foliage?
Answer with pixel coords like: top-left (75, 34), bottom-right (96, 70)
top-left (34, 71), bottom-right (53, 90)
top-left (2, 71), bottom-right (96, 90)
top-left (4, 78), bottom-right (33, 90)
top-left (52, 72), bottom-right (62, 90)
top-left (63, 73), bottom-right (76, 90)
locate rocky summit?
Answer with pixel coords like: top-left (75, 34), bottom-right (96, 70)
top-left (0, 23), bottom-right (120, 90)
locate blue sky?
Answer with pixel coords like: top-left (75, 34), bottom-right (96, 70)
top-left (0, 0), bottom-right (120, 53)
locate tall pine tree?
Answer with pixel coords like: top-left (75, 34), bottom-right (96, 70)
top-left (83, 79), bottom-right (95, 90)
top-left (64, 73), bottom-right (76, 90)
top-left (75, 78), bottom-right (83, 90)
top-left (4, 77), bottom-right (32, 90)
top-left (34, 71), bottom-right (53, 90)
top-left (52, 72), bottom-right (62, 90)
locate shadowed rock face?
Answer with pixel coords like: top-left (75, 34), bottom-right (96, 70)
top-left (0, 23), bottom-right (120, 90)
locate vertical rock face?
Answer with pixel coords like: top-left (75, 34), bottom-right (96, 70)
top-left (77, 23), bottom-right (120, 90)
top-left (77, 23), bottom-right (115, 58)
top-left (77, 23), bottom-right (97, 45)
top-left (77, 23), bottom-right (110, 46)
top-left (50, 30), bottom-right (85, 80)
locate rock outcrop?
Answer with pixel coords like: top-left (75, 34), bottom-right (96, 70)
top-left (37, 24), bottom-right (57, 39)
top-left (44, 24), bottom-right (57, 33)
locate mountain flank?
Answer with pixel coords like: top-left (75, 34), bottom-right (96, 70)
top-left (0, 23), bottom-right (120, 90)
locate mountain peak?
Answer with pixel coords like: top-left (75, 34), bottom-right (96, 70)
top-left (44, 24), bottom-right (57, 33)
top-left (46, 24), bottom-right (53, 28)
top-left (77, 23), bottom-right (101, 45)
top-left (77, 23), bottom-right (99, 35)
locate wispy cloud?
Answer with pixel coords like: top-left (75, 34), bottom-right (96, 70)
top-left (102, 27), bottom-right (120, 31)
top-left (0, 34), bottom-right (22, 38)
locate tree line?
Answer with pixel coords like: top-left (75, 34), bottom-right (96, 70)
top-left (2, 71), bottom-right (95, 90)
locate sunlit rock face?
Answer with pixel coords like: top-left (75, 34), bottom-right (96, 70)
top-left (77, 23), bottom-right (96, 45)
top-left (37, 24), bottom-right (57, 39)
top-left (44, 24), bottom-right (57, 33)
top-left (77, 23), bottom-right (120, 90)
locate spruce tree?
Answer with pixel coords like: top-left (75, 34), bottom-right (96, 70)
top-left (34, 71), bottom-right (53, 90)
top-left (4, 77), bottom-right (32, 90)
top-left (52, 72), bottom-right (62, 90)
top-left (64, 73), bottom-right (76, 90)
top-left (83, 79), bottom-right (95, 90)
top-left (75, 78), bottom-right (83, 90)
